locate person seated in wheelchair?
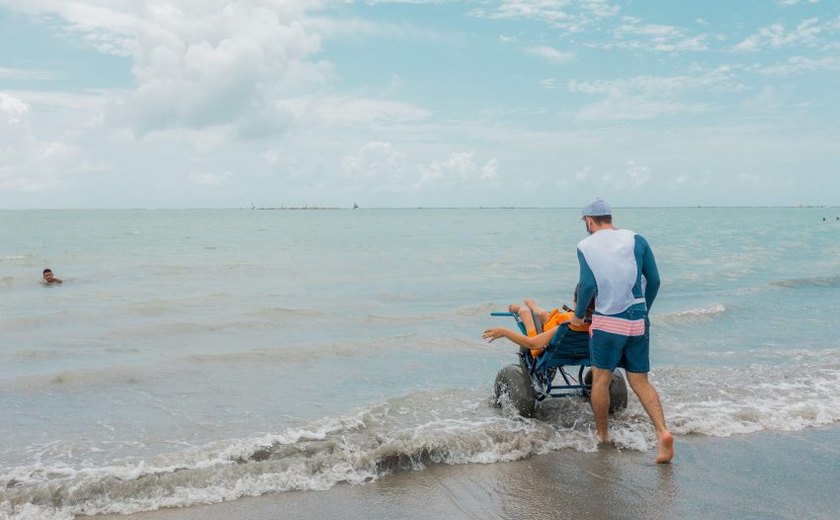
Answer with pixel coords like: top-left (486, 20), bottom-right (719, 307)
top-left (485, 287), bottom-right (595, 358)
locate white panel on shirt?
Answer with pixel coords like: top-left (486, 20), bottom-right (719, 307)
top-left (578, 229), bottom-right (644, 315)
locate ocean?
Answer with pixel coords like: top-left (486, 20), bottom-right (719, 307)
top-left (1, 207), bottom-right (839, 519)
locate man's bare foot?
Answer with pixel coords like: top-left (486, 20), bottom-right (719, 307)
top-left (524, 298), bottom-right (537, 311)
top-left (656, 431), bottom-right (674, 464)
top-left (508, 303), bottom-right (521, 314)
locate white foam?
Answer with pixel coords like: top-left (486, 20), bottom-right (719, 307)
top-left (771, 274), bottom-right (840, 288)
top-left (654, 303), bottom-right (727, 325)
top-left (3, 367), bottom-right (840, 519)
top-left (0, 502), bottom-right (74, 520)
top-left (0, 392), bottom-right (596, 518)
top-left (655, 361), bottom-right (840, 437)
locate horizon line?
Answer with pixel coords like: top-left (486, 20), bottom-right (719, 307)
top-left (1, 205), bottom-right (838, 211)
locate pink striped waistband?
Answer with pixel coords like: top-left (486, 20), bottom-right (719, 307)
top-left (590, 315), bottom-right (646, 336)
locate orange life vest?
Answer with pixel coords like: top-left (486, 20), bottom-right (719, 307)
top-left (527, 308), bottom-right (590, 357)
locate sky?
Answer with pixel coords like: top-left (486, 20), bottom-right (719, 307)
top-left (0, 0), bottom-right (839, 209)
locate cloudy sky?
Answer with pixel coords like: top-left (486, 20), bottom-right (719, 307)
top-left (1, 0), bottom-right (838, 209)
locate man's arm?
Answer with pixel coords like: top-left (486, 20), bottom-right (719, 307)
top-left (638, 236), bottom-right (660, 310)
top-left (574, 248), bottom-right (597, 320)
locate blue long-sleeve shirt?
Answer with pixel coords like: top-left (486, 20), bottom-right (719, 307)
top-left (574, 229), bottom-right (660, 319)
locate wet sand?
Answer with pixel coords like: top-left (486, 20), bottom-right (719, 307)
top-left (94, 426), bottom-right (840, 520)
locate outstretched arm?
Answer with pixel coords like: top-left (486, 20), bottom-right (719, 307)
top-left (483, 326), bottom-right (555, 350)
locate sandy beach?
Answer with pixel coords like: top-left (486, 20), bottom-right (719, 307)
top-left (94, 426), bottom-right (840, 520)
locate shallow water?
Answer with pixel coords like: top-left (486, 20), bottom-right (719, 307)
top-left (2, 207), bottom-right (839, 518)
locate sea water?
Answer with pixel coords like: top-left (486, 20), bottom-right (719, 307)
top-left (1, 208), bottom-right (839, 518)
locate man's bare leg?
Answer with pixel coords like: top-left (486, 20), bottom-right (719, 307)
top-left (589, 367), bottom-right (612, 443)
top-left (626, 371), bottom-right (674, 464)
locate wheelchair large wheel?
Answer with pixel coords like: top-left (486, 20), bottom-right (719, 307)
top-left (494, 364), bottom-right (536, 417)
top-left (583, 370), bottom-right (628, 414)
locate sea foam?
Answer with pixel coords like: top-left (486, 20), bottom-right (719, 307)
top-left (3, 362), bottom-right (840, 520)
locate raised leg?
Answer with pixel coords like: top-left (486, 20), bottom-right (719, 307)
top-left (510, 302), bottom-right (538, 336)
top-left (524, 298), bottom-right (551, 322)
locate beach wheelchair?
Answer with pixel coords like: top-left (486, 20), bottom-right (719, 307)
top-left (491, 311), bottom-right (628, 418)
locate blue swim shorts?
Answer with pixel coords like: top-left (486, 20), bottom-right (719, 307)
top-left (589, 310), bottom-right (650, 373)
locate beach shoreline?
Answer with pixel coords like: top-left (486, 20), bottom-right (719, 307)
top-left (93, 425), bottom-right (840, 520)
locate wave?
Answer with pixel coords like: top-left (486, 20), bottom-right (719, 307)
top-left (184, 334), bottom-right (484, 365)
top-left (243, 306), bottom-right (328, 320)
top-left (659, 355), bottom-right (840, 436)
top-left (107, 321), bottom-right (222, 338)
top-left (193, 303), bottom-right (495, 332)
top-left (0, 255), bottom-right (41, 266)
top-left (0, 391), bottom-right (590, 519)
top-left (352, 303), bottom-right (500, 326)
top-left (3, 354), bottom-right (840, 519)
top-left (0, 366), bottom-right (150, 393)
top-left (771, 274), bottom-right (840, 289)
top-left (451, 302), bottom-right (498, 318)
top-left (653, 303), bottom-right (727, 325)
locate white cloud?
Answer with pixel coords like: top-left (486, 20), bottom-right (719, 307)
top-left (524, 45), bottom-right (575, 64)
top-left (188, 170), bottom-right (233, 186)
top-left (733, 18), bottom-right (823, 51)
top-left (580, 0), bottom-right (619, 18)
top-left (339, 142), bottom-right (498, 191)
top-left (471, 0), bottom-right (619, 33)
top-left (0, 67), bottom-right (56, 81)
top-left (5, 89), bottom-right (108, 116)
top-left (304, 14), bottom-right (461, 46)
top-left (0, 92), bottom-right (93, 191)
top-left (341, 141), bottom-right (407, 184)
top-left (0, 92), bottom-right (29, 125)
top-left (274, 96), bottom-right (430, 127)
top-left (757, 55), bottom-right (840, 76)
top-left (574, 166), bottom-right (592, 181)
top-left (581, 161), bottom-right (652, 192)
top-left (567, 66), bottom-right (744, 120)
top-left (568, 65), bottom-right (746, 95)
top-left (6, 0), bottom-right (328, 138)
top-left (576, 96), bottom-right (707, 121)
top-left (623, 160), bottom-right (651, 188)
top-left (742, 86), bottom-right (784, 111)
top-left (777, 0), bottom-right (821, 6)
top-left (417, 151), bottom-right (498, 187)
top-left (610, 18), bottom-right (708, 52)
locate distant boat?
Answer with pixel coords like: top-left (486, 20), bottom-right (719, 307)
top-left (353, 203), bottom-right (359, 210)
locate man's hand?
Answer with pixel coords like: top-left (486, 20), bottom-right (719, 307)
top-left (570, 315), bottom-right (586, 328)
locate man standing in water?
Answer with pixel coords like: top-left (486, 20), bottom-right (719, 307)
top-left (569, 198), bottom-right (674, 463)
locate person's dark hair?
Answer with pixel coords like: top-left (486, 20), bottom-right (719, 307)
top-left (589, 215), bottom-right (612, 225)
top-left (573, 284), bottom-right (596, 317)
top-left (43, 268), bottom-right (52, 275)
